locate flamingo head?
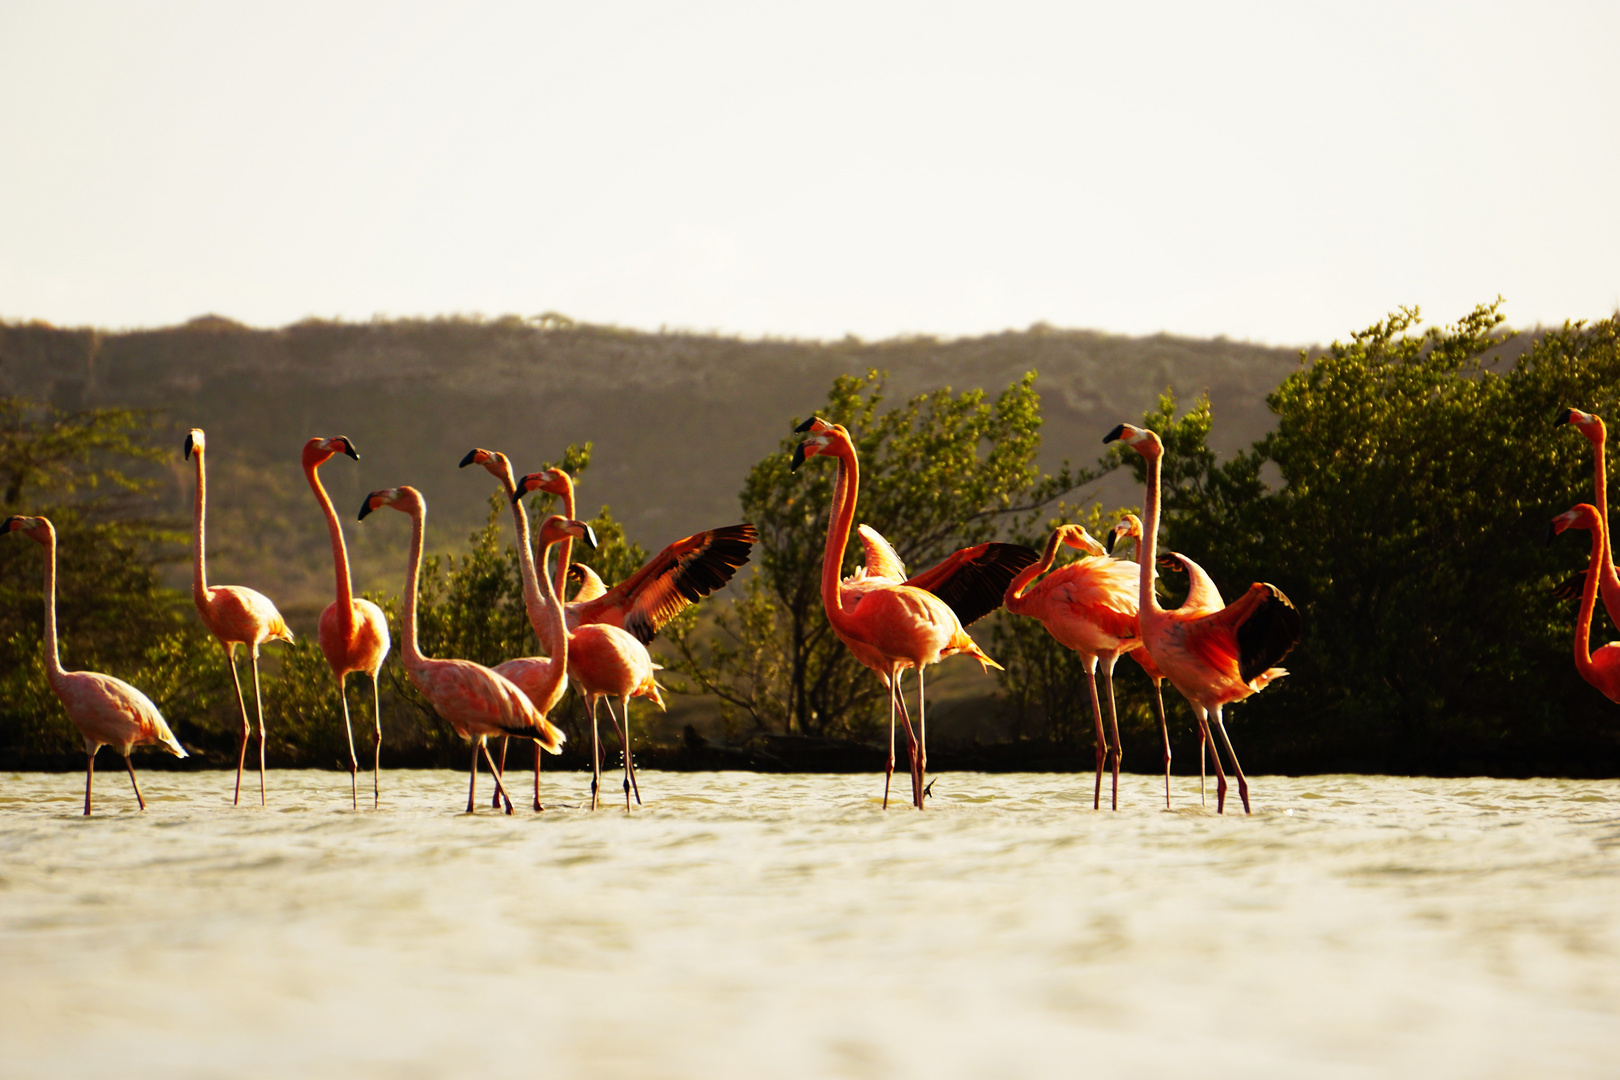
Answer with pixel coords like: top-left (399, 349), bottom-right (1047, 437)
top-left (510, 469), bottom-right (565, 506)
top-left (358, 486), bottom-right (421, 521)
top-left (1060, 524), bottom-right (1107, 556)
top-left (183, 428), bottom-right (205, 460)
top-left (1105, 513), bottom-right (1144, 554)
top-left (1548, 503), bottom-right (1601, 543)
top-left (304, 435), bottom-right (359, 467)
top-left (1103, 423), bottom-right (1161, 458)
top-left (791, 417), bottom-right (850, 471)
top-left (3, 515), bottom-right (52, 545)
top-left (459, 447), bottom-right (515, 488)
top-left (537, 515), bottom-right (598, 550)
top-left (1557, 408), bottom-right (1606, 446)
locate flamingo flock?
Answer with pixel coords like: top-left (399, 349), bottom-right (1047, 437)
top-left (18, 403), bottom-right (1616, 817)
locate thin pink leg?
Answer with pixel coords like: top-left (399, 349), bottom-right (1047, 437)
top-left (589, 696), bottom-right (602, 810)
top-left (1101, 660), bottom-right (1122, 811)
top-left (371, 674), bottom-right (383, 809)
top-left (892, 682), bottom-right (922, 809)
top-left (916, 667), bottom-right (928, 809)
top-left (1153, 679), bottom-right (1171, 809)
top-left (339, 675), bottom-right (358, 810)
top-left (467, 744), bottom-right (479, 813)
top-left (493, 737), bottom-right (508, 808)
top-left (480, 742), bottom-right (514, 814)
top-left (124, 755), bottom-right (146, 811)
top-left (883, 673), bottom-right (897, 809)
top-left (227, 646), bottom-right (249, 806)
top-left (84, 749), bottom-right (95, 817)
top-left (533, 741), bottom-right (544, 812)
top-left (1209, 707), bottom-right (1251, 814)
top-left (250, 649), bottom-right (267, 806)
top-left (1085, 660), bottom-right (1106, 810)
top-left (602, 697), bottom-right (640, 807)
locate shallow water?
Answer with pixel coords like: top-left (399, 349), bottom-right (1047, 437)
top-left (1, 769), bottom-right (1616, 1079)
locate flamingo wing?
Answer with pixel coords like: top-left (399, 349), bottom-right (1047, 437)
top-left (1158, 551), bottom-right (1225, 614)
top-left (856, 524), bottom-right (908, 582)
top-left (571, 524), bottom-right (758, 643)
top-left (567, 563), bottom-right (610, 603)
top-left (905, 541), bottom-right (1040, 627)
top-left (1200, 581), bottom-right (1302, 683)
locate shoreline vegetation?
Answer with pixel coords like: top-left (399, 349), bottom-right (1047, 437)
top-left (2, 301), bottom-right (1618, 778)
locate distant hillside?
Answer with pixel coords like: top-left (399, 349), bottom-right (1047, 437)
top-left (0, 315), bottom-right (1307, 624)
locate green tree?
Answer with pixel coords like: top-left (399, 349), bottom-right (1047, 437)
top-left (667, 370), bottom-right (1102, 739)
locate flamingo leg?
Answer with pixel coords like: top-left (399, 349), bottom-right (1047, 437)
top-left (589, 696), bottom-right (601, 811)
top-left (480, 741), bottom-right (514, 815)
top-left (1085, 658), bottom-right (1106, 810)
top-left (883, 674), bottom-right (897, 810)
top-left (1209, 706), bottom-right (1251, 814)
top-left (227, 644), bottom-right (250, 806)
top-left (618, 697), bottom-right (642, 806)
top-left (250, 648), bottom-right (267, 806)
top-left (533, 741), bottom-right (544, 812)
top-left (124, 754), bottom-right (146, 811)
top-left (1101, 659), bottom-right (1122, 811)
top-left (492, 737), bottom-right (507, 808)
top-left (892, 677), bottom-right (922, 809)
top-left (1200, 725), bottom-right (1208, 807)
top-left (1153, 678), bottom-right (1171, 810)
top-left (371, 673), bottom-right (382, 809)
top-left (84, 748), bottom-right (95, 817)
top-left (467, 743), bottom-right (479, 813)
top-left (339, 673), bottom-right (358, 810)
top-left (916, 666), bottom-right (928, 810)
top-left (1194, 706), bottom-right (1229, 814)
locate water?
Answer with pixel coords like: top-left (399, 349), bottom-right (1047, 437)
top-left (1, 770), bottom-right (1616, 1079)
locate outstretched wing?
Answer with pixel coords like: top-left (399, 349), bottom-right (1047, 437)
top-left (905, 542), bottom-right (1040, 627)
top-left (571, 524), bottom-right (758, 643)
top-left (856, 524), bottom-right (908, 582)
top-left (1202, 581), bottom-right (1302, 684)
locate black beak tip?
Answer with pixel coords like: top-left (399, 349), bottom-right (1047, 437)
top-left (183, 434), bottom-right (194, 460)
top-left (1104, 530), bottom-right (1117, 554)
top-left (793, 416), bottom-right (821, 434)
top-left (3, 516), bottom-right (21, 533)
top-left (358, 496), bottom-right (375, 522)
top-left (790, 444), bottom-right (807, 471)
top-left (1103, 424), bottom-right (1126, 445)
top-left (1556, 408), bottom-right (1574, 427)
top-left (1545, 521), bottom-right (1559, 545)
top-left (581, 525), bottom-right (599, 550)
top-left (510, 478), bottom-right (531, 505)
top-left (458, 449), bottom-right (480, 469)
top-left (342, 440), bottom-right (360, 461)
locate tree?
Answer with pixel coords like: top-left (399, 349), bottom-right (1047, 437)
top-left (666, 370), bottom-right (1103, 739)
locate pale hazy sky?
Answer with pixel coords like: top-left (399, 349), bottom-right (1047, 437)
top-left (2, 1), bottom-right (1616, 345)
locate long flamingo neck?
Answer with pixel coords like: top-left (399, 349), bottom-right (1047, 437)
top-left (401, 502), bottom-right (427, 669)
top-left (1575, 517), bottom-right (1607, 677)
top-left (1138, 451), bottom-right (1163, 616)
top-left (554, 477), bottom-right (576, 597)
top-left (508, 482), bottom-right (564, 658)
top-left (191, 450), bottom-right (209, 606)
top-left (305, 460), bottom-right (354, 626)
top-left (1595, 428), bottom-right (1608, 522)
top-left (532, 534), bottom-right (569, 694)
top-left (820, 446), bottom-right (858, 620)
top-left (41, 527), bottom-right (65, 681)
top-left (1005, 528), bottom-right (1065, 610)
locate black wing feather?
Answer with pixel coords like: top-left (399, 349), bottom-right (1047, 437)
top-left (923, 542), bottom-right (1040, 628)
top-left (1235, 583), bottom-right (1302, 684)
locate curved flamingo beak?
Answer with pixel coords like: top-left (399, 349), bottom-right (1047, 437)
top-left (3, 516), bottom-right (23, 533)
top-left (791, 442), bottom-right (809, 471)
top-left (794, 416), bottom-right (825, 434)
top-left (358, 494), bottom-right (379, 521)
top-left (511, 474), bottom-right (536, 504)
top-left (458, 449), bottom-right (485, 469)
top-left (578, 523), bottom-right (599, 550)
top-left (1102, 424), bottom-right (1127, 444)
top-left (1104, 527), bottom-right (1119, 554)
top-left (1556, 408), bottom-right (1575, 427)
top-left (183, 432), bottom-right (195, 460)
top-left (339, 438), bottom-right (360, 461)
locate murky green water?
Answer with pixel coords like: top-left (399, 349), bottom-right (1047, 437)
top-left (1, 770), bottom-right (1616, 1078)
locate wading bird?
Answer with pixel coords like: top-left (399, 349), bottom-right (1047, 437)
top-left (185, 429), bottom-right (292, 806)
top-left (1003, 523), bottom-right (1140, 810)
top-left (461, 448), bottom-right (577, 810)
top-left (1549, 503), bottom-right (1620, 703)
top-left (1104, 423), bottom-right (1301, 814)
top-left (5, 515), bottom-right (187, 814)
top-left (792, 417), bottom-right (1037, 808)
top-left (358, 486), bottom-right (565, 814)
top-left (1554, 409), bottom-right (1620, 625)
top-left (305, 436), bottom-right (390, 809)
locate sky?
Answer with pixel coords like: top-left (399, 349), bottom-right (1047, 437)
top-left (1, 1), bottom-right (1616, 346)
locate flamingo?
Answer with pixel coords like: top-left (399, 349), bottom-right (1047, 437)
top-left (357, 486), bottom-right (565, 814)
top-left (304, 436), bottom-right (391, 809)
top-left (1549, 504), bottom-right (1620, 702)
top-left (792, 417), bottom-right (1037, 809)
top-left (512, 478), bottom-right (666, 811)
top-left (1106, 513), bottom-right (1226, 807)
top-left (1002, 523), bottom-right (1141, 810)
top-left (185, 428), bottom-right (293, 806)
top-left (1104, 423), bottom-right (1301, 814)
top-left (1553, 409), bottom-right (1620, 626)
top-left (5, 515), bottom-right (188, 814)
top-left (460, 448), bottom-right (579, 810)
top-left (514, 466), bottom-right (757, 640)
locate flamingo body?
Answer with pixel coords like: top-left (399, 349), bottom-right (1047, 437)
top-left (1551, 503), bottom-right (1620, 703)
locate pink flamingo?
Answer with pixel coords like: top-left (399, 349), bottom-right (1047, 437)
top-left (515, 467), bottom-right (756, 640)
top-left (1107, 513), bottom-right (1226, 807)
top-left (1554, 409), bottom-right (1620, 625)
top-left (357, 486), bottom-right (565, 814)
top-left (5, 515), bottom-right (188, 814)
top-left (1105, 423), bottom-right (1300, 814)
top-left (1549, 504), bottom-right (1620, 702)
top-left (185, 428), bottom-right (293, 806)
top-left (461, 448), bottom-right (579, 810)
top-left (1003, 523), bottom-right (1141, 810)
top-left (512, 477), bottom-right (665, 811)
top-left (304, 436), bottom-right (391, 809)
top-left (792, 417), bottom-right (1037, 809)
